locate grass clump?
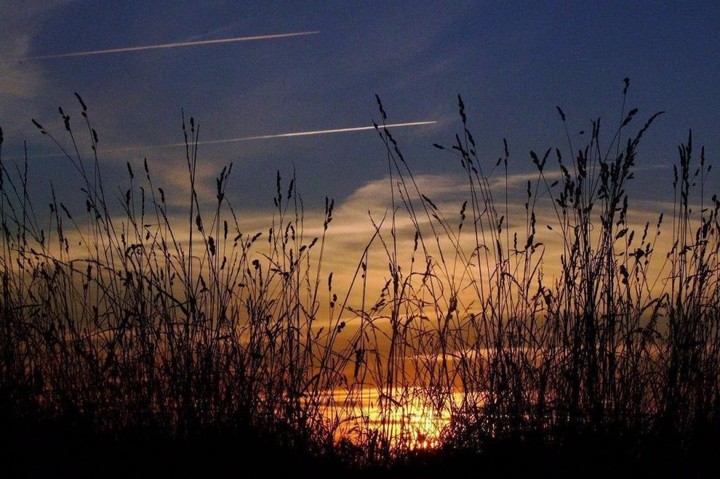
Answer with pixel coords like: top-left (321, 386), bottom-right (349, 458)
top-left (1, 80), bottom-right (719, 476)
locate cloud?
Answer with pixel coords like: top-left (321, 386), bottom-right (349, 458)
top-left (301, 169), bottom-right (679, 307)
top-left (0, 36), bottom-right (41, 99)
top-left (0, 1), bottom-right (73, 98)
top-left (18, 31), bottom-right (320, 60)
top-left (0, 1), bottom-right (76, 141)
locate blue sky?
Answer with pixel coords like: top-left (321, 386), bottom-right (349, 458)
top-left (1, 1), bottom-right (718, 217)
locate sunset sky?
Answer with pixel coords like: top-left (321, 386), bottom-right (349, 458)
top-left (2, 2), bottom-right (720, 459)
top-left (1, 1), bottom-right (718, 257)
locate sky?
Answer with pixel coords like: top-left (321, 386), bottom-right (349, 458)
top-left (1, 1), bottom-right (719, 276)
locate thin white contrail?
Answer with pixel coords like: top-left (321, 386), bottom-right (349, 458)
top-left (21, 31), bottom-right (319, 60)
top-left (191, 121), bottom-right (438, 145)
top-left (104, 121), bottom-right (438, 152)
top-left (9, 121), bottom-right (437, 159)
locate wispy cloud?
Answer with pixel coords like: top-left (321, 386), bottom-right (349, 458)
top-left (15, 31), bottom-right (319, 61)
top-left (0, 1), bottom-right (75, 138)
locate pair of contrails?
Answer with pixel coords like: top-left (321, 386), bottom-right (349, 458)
top-left (19, 30), bottom-right (435, 147)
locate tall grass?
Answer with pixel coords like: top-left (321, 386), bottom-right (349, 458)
top-left (1, 81), bottom-right (718, 472)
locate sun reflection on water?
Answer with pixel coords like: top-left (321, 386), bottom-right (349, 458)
top-left (318, 387), bottom-right (465, 450)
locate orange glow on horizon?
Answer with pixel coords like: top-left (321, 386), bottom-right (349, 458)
top-left (318, 387), bottom-right (465, 450)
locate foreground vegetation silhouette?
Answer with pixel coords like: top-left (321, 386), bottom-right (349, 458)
top-left (1, 81), bottom-right (719, 477)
